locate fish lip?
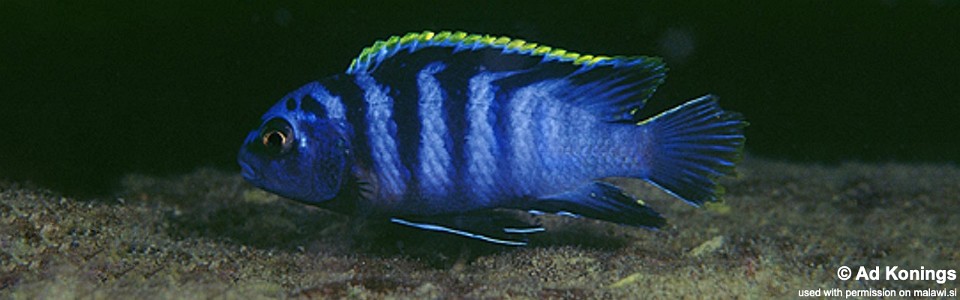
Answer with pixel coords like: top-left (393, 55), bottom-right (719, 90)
top-left (239, 160), bottom-right (257, 181)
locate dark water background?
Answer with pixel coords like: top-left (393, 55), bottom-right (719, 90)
top-left (2, 1), bottom-right (958, 194)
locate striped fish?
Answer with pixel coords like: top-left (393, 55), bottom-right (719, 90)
top-left (238, 31), bottom-right (746, 246)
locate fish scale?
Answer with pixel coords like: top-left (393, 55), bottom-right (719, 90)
top-left (462, 71), bottom-right (504, 205)
top-left (238, 30), bottom-right (746, 245)
top-left (355, 74), bottom-right (409, 201)
top-left (415, 62), bottom-right (452, 197)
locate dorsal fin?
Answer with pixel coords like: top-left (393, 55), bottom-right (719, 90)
top-left (346, 30), bottom-right (668, 122)
top-left (347, 31), bottom-right (654, 74)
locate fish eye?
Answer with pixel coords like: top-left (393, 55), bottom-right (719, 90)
top-left (260, 118), bottom-right (294, 155)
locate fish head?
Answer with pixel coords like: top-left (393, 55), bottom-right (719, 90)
top-left (238, 82), bottom-right (352, 205)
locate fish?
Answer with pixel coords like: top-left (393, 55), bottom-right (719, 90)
top-left (238, 31), bottom-right (746, 246)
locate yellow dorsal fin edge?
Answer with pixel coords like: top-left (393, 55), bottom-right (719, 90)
top-left (347, 30), bottom-right (635, 74)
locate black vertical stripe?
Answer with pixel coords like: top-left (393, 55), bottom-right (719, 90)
top-left (369, 71), bottom-right (420, 195)
top-left (433, 64), bottom-right (474, 193)
top-left (324, 75), bottom-right (371, 168)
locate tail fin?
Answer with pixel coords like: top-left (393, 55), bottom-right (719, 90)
top-left (640, 95), bottom-right (746, 206)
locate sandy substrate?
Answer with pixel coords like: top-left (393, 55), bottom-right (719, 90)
top-left (2, 157), bottom-right (959, 298)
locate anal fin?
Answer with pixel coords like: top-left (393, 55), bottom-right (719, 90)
top-left (529, 182), bottom-right (666, 229)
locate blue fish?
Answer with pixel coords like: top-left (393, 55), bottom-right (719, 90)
top-left (238, 31), bottom-right (746, 246)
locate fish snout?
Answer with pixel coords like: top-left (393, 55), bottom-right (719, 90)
top-left (238, 159), bottom-right (257, 181)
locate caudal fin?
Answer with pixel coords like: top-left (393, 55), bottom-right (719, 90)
top-left (640, 95), bottom-right (746, 206)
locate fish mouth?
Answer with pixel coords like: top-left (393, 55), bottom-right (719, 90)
top-left (239, 160), bottom-right (257, 181)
